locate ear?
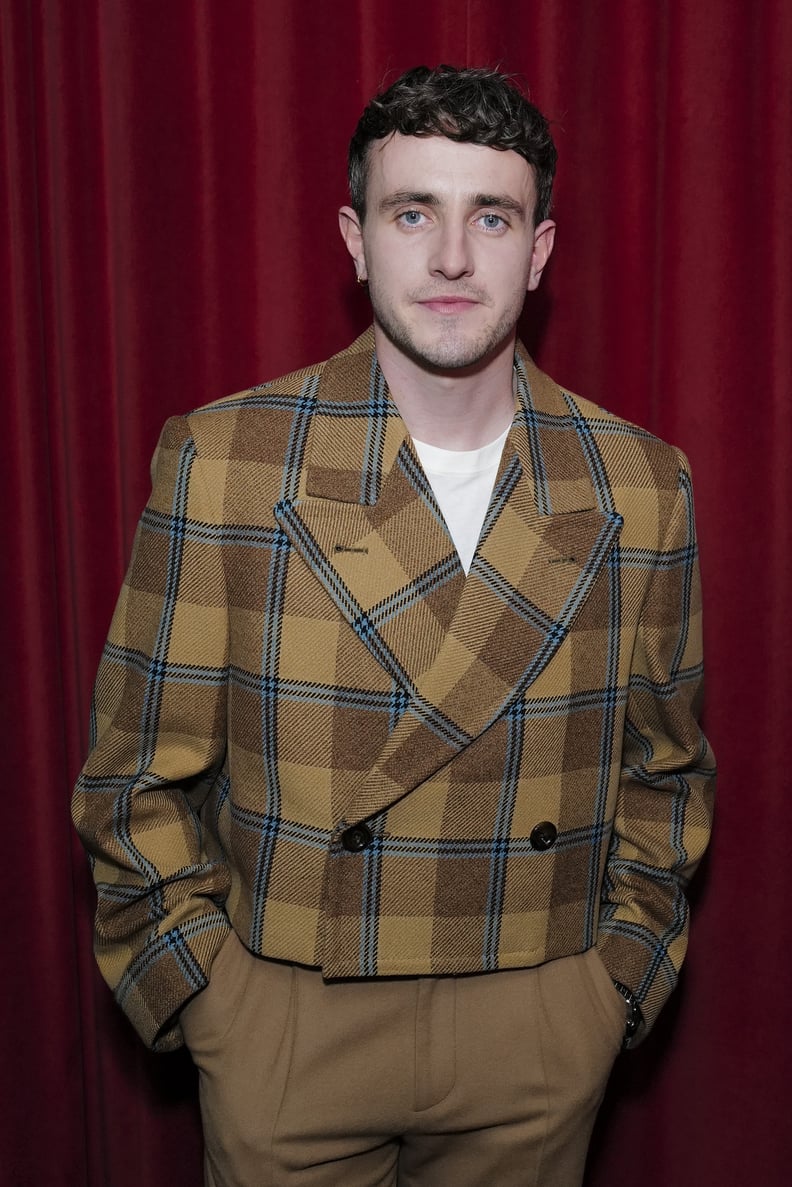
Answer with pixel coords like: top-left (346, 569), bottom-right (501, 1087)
top-left (527, 219), bottom-right (556, 291)
top-left (338, 206), bottom-right (367, 282)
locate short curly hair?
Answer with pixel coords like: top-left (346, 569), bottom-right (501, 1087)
top-left (348, 65), bottom-right (557, 225)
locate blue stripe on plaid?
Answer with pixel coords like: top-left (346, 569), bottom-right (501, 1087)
top-left (190, 391), bottom-right (404, 418)
top-left (141, 508), bottom-right (285, 550)
top-left (668, 775), bottom-right (691, 869)
top-left (397, 444), bottom-right (453, 535)
top-left (622, 717), bottom-right (709, 787)
top-left (584, 545), bottom-right (623, 946)
top-left (88, 694), bottom-right (97, 748)
top-left (188, 377), bottom-right (319, 425)
top-left (97, 859), bottom-right (226, 906)
top-left (470, 556), bottom-right (560, 635)
top-left (399, 697), bottom-right (472, 750)
top-left (618, 545), bottom-right (699, 571)
top-left (603, 858), bottom-right (681, 887)
top-left (482, 699), bottom-right (525, 967)
top-left (389, 679), bottom-right (410, 731)
top-left (514, 354), bottom-right (552, 514)
top-left (75, 772), bottom-right (133, 794)
top-left (101, 641), bottom-right (227, 686)
top-left (112, 774), bottom-right (169, 921)
top-left (231, 668), bottom-right (401, 711)
top-left (230, 805), bottom-right (330, 849)
top-left (359, 817), bottom-right (386, 975)
top-left (360, 358), bottom-right (390, 505)
top-left (308, 399), bottom-right (402, 418)
top-left (627, 662), bottom-right (704, 698)
top-left (562, 392), bottom-right (616, 515)
top-left (250, 394), bottom-right (318, 943)
top-left (575, 417), bottom-right (656, 442)
top-left (610, 868), bottom-right (689, 999)
top-left (139, 440), bottom-right (193, 761)
top-left (250, 545), bottom-right (288, 939)
top-left (522, 409), bottom-right (657, 446)
top-left (113, 437), bottom-right (200, 917)
top-left (364, 554), bottom-right (461, 630)
top-left (282, 375), bottom-right (320, 501)
top-left (621, 717), bottom-right (656, 777)
top-left (97, 883), bottom-right (153, 905)
top-left (558, 511), bottom-right (624, 622)
top-left (479, 454), bottom-right (522, 544)
top-left (508, 685), bottom-right (630, 721)
top-left (211, 773), bottom-right (230, 831)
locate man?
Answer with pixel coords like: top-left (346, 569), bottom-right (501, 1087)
top-left (73, 65), bottom-right (715, 1185)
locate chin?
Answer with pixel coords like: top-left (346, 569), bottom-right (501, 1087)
top-left (404, 332), bottom-right (512, 374)
top-left (419, 347), bottom-right (495, 371)
top-left (378, 321), bottom-right (506, 374)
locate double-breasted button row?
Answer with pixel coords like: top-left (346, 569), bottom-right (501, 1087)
top-left (340, 824), bottom-right (373, 852)
top-left (339, 822), bottom-right (557, 853)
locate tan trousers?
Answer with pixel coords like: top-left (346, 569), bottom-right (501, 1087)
top-left (181, 933), bottom-right (625, 1186)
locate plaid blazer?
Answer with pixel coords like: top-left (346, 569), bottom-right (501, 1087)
top-left (73, 329), bottom-right (715, 1051)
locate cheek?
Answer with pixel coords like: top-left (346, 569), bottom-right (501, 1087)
top-left (486, 252), bottom-right (532, 293)
top-left (368, 249), bottom-right (414, 292)
top-left (502, 265), bottom-right (531, 300)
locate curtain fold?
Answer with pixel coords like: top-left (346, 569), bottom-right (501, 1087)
top-left (2, 2), bottom-right (789, 1183)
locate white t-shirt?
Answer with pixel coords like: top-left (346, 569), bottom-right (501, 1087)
top-left (412, 427), bottom-right (509, 573)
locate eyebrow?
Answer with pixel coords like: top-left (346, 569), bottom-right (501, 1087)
top-left (379, 191), bottom-right (439, 212)
top-left (473, 194), bottom-right (526, 218)
top-left (378, 191), bottom-right (527, 218)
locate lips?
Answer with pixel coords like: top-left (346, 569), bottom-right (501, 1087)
top-left (418, 297), bottom-right (479, 314)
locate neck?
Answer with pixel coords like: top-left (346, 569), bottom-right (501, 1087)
top-left (373, 326), bottom-right (517, 450)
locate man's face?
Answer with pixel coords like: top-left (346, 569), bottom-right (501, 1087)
top-left (339, 134), bottom-right (555, 373)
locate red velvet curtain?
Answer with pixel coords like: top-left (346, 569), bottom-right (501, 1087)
top-left (2, 1), bottom-right (789, 1183)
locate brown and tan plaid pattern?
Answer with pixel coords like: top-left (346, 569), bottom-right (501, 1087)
top-left (73, 330), bottom-right (715, 1050)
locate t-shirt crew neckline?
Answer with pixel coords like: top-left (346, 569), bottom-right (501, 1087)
top-left (411, 427), bottom-right (510, 573)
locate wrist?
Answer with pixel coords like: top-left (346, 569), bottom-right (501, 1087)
top-left (613, 980), bottom-right (643, 1049)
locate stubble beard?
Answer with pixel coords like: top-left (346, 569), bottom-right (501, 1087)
top-left (367, 279), bottom-right (525, 374)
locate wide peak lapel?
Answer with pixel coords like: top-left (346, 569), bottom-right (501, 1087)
top-left (274, 336), bottom-right (465, 696)
top-left (417, 459), bottom-right (621, 736)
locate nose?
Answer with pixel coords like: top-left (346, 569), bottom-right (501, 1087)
top-left (428, 220), bottom-right (474, 279)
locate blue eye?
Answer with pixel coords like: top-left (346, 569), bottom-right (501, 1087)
top-left (480, 213), bottom-right (505, 230)
top-left (400, 210), bottom-right (423, 225)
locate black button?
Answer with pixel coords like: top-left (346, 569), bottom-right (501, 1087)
top-left (341, 824), bottom-right (373, 852)
top-left (529, 821), bottom-right (557, 851)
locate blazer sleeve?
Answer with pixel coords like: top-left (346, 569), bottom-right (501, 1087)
top-left (72, 415), bottom-right (232, 1051)
top-left (596, 452), bottom-right (716, 1043)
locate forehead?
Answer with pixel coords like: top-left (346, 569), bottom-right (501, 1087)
top-left (367, 133), bottom-right (536, 206)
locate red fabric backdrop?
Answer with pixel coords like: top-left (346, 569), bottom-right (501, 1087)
top-left (2, 1), bottom-right (790, 1183)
